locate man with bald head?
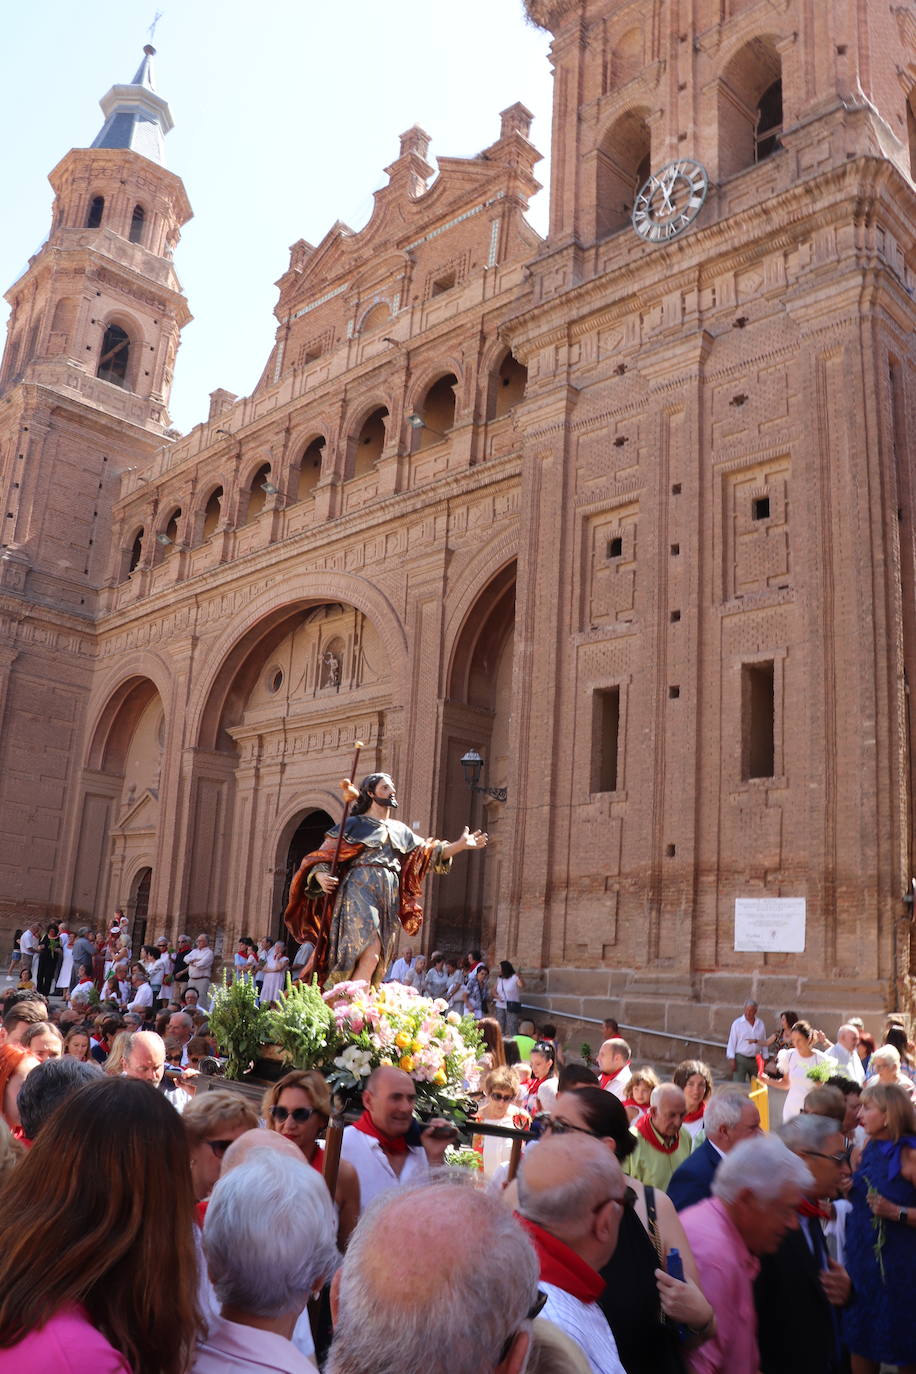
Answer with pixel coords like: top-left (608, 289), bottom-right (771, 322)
top-left (517, 1133), bottom-right (628, 1374)
top-left (625, 1082), bottom-right (693, 1190)
top-left (340, 1065), bottom-right (455, 1212)
top-left (222, 1128), bottom-right (305, 1173)
top-left (121, 1030), bottom-right (166, 1087)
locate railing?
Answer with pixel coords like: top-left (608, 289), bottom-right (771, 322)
top-left (520, 1003), bottom-right (727, 1053)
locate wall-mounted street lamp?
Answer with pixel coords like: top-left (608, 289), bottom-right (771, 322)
top-left (155, 532), bottom-right (172, 546)
top-left (459, 748), bottom-right (507, 803)
top-left (407, 413), bottom-right (447, 440)
top-left (260, 480), bottom-right (279, 495)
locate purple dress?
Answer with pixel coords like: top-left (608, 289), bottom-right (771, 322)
top-left (843, 1134), bottom-right (916, 1364)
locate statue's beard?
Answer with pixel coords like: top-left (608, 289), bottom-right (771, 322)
top-left (372, 791), bottom-right (398, 809)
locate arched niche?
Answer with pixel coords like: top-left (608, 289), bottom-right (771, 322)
top-left (718, 35), bottom-right (784, 179)
top-left (595, 108), bottom-right (652, 239)
top-left (411, 373), bottom-right (457, 450)
top-left (436, 561), bottom-right (516, 952)
top-left (487, 350), bottom-right (527, 420)
top-left (72, 677), bottom-right (165, 927)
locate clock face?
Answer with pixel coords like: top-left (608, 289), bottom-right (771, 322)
top-left (632, 160), bottom-right (709, 244)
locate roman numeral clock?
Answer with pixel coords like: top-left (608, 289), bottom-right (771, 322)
top-left (632, 160), bottom-right (709, 243)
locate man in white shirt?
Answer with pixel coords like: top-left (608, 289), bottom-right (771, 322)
top-left (726, 1000), bottom-right (766, 1083)
top-left (185, 934), bottom-right (214, 1008)
top-left (384, 947), bottom-right (413, 985)
top-left (517, 1133), bottom-right (628, 1374)
top-left (127, 971), bottom-right (154, 1018)
top-left (19, 923), bottom-right (41, 980)
top-left (340, 1065), bottom-right (454, 1213)
top-left (826, 1024), bottom-right (865, 1085)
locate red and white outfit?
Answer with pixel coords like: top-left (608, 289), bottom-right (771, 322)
top-left (683, 1101), bottom-right (706, 1140)
top-left (340, 1111), bottom-right (430, 1213)
top-left (518, 1216), bottom-right (625, 1374)
top-left (600, 1063), bottom-right (632, 1101)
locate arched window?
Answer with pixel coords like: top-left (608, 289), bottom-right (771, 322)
top-left (489, 351), bottom-right (528, 420)
top-left (297, 438), bottom-right (325, 500)
top-left (412, 374), bottom-right (457, 450)
top-left (352, 408), bottom-right (388, 478)
top-left (97, 324), bottom-right (131, 388)
top-left (243, 464), bottom-right (272, 524)
top-left (129, 204), bottom-right (145, 245)
top-left (202, 487), bottom-right (223, 539)
top-left (718, 38), bottom-right (783, 178)
top-left (128, 528), bottom-right (144, 574)
top-left (596, 109), bottom-right (651, 238)
top-left (86, 195), bottom-right (105, 229)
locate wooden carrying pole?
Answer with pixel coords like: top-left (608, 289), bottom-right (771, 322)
top-left (322, 1114), bottom-right (346, 1198)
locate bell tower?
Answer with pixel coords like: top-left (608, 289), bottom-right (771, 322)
top-left (0, 44), bottom-right (191, 606)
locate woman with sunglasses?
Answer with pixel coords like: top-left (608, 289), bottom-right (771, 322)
top-left (263, 1070), bottom-right (361, 1250)
top-left (182, 1090), bottom-right (260, 1206)
top-left (540, 1087), bottom-right (714, 1374)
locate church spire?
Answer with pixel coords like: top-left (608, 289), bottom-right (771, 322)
top-left (91, 43), bottom-right (174, 165)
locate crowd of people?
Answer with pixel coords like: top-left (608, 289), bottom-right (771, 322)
top-left (0, 924), bottom-right (914, 1374)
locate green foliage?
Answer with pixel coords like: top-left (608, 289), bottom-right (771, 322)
top-left (263, 976), bottom-right (337, 1070)
top-left (445, 1145), bottom-right (483, 1171)
top-left (207, 972), bottom-right (270, 1080)
top-left (805, 1058), bottom-right (837, 1084)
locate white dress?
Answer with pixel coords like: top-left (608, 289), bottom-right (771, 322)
top-left (777, 1047), bottom-right (830, 1119)
top-left (259, 956), bottom-right (289, 1004)
top-left (56, 932), bottom-right (74, 990)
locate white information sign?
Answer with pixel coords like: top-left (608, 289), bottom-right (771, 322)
top-left (734, 898), bottom-right (806, 953)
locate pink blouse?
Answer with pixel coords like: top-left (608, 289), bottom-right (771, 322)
top-left (0, 1306), bottom-right (131, 1372)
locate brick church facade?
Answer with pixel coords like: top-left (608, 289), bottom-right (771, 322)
top-left (1, 1), bottom-right (915, 1033)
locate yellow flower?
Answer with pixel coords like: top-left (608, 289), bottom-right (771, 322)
top-left (394, 1032), bottom-right (411, 1050)
top-left (399, 1055), bottom-right (415, 1073)
top-left (411, 1039), bottom-right (423, 1054)
top-left (433, 1070), bottom-right (446, 1086)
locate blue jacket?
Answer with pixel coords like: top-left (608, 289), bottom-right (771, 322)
top-left (667, 1136), bottom-right (722, 1212)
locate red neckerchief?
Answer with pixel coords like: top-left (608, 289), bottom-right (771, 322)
top-left (11, 1127), bottom-right (31, 1148)
top-left (516, 1215), bottom-right (604, 1303)
top-left (599, 1068), bottom-right (624, 1091)
top-left (684, 1103), bottom-right (706, 1124)
top-left (636, 1112), bottom-right (681, 1154)
top-left (798, 1198), bottom-right (831, 1221)
top-left (308, 1147), bottom-right (325, 1175)
top-left (353, 1108), bottom-right (409, 1155)
top-left (195, 1200), bottom-right (208, 1228)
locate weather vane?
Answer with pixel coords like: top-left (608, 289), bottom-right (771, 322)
top-left (147, 10), bottom-right (164, 43)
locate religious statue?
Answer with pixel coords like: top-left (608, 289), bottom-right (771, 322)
top-left (284, 771), bottom-right (487, 987)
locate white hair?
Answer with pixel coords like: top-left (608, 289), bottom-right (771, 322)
top-left (712, 1134), bottom-right (813, 1205)
top-left (836, 1023), bottom-right (858, 1040)
top-left (780, 1113), bottom-right (842, 1154)
top-left (871, 1045), bottom-right (900, 1070)
top-left (518, 1145), bottom-right (621, 1233)
top-left (649, 1082), bottom-right (684, 1110)
top-left (327, 1182), bottom-right (539, 1374)
top-left (704, 1088), bottom-right (751, 1136)
top-left (204, 1148), bottom-right (338, 1315)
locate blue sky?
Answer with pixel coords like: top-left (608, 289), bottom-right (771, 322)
top-left (1, 2), bottom-right (553, 432)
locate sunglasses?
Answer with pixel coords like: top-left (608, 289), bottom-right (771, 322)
top-left (269, 1105), bottom-right (313, 1125)
top-left (532, 1114), bottom-right (596, 1140)
top-left (804, 1148), bottom-right (849, 1165)
top-left (497, 1290), bottom-right (548, 1365)
top-left (205, 1139), bottom-right (233, 1158)
top-left (489, 1092), bottom-right (514, 1103)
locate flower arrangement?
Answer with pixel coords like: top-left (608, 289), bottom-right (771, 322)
top-left (323, 979), bottom-right (483, 1119)
top-left (805, 1057), bottom-right (838, 1084)
top-left (209, 973), bottom-right (483, 1119)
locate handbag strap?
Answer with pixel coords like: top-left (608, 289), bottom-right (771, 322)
top-left (644, 1185), bottom-right (665, 1268)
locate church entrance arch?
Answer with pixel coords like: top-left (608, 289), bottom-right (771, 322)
top-left (128, 866), bottom-right (152, 953)
top-left (436, 561), bottom-right (516, 952)
top-left (185, 599), bottom-right (393, 947)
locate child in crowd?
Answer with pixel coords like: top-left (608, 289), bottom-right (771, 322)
top-left (622, 1065), bottom-right (658, 1124)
